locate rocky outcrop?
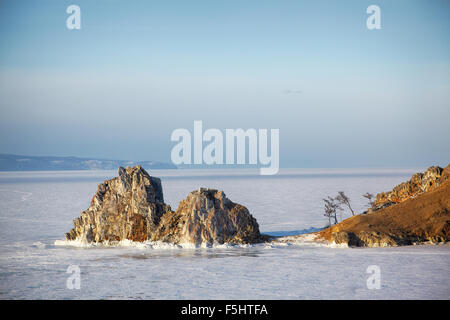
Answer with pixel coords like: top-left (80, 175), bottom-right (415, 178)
top-left (155, 188), bottom-right (263, 245)
top-left (317, 165), bottom-right (450, 247)
top-left (371, 165), bottom-right (449, 211)
top-left (65, 166), bottom-right (172, 242)
top-left (65, 166), bottom-right (263, 245)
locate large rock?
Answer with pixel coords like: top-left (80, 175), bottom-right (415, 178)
top-left (155, 188), bottom-right (263, 245)
top-left (372, 165), bottom-right (449, 211)
top-left (65, 166), bottom-right (172, 242)
top-left (65, 166), bottom-right (264, 245)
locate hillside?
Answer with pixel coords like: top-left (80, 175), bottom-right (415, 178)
top-left (317, 165), bottom-right (450, 247)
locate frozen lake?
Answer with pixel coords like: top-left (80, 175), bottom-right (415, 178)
top-left (0, 168), bottom-right (449, 299)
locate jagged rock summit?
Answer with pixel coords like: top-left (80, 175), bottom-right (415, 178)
top-left (65, 166), bottom-right (263, 245)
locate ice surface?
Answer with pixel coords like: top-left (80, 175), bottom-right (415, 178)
top-left (0, 168), bottom-right (449, 299)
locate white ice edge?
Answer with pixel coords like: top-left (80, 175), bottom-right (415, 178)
top-left (269, 233), bottom-right (349, 248)
top-left (54, 239), bottom-right (257, 250)
top-left (54, 233), bottom-right (348, 250)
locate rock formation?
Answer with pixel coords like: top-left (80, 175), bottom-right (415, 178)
top-left (65, 166), bottom-right (263, 245)
top-left (155, 188), bottom-right (263, 245)
top-left (65, 166), bottom-right (172, 242)
top-left (371, 165), bottom-right (449, 211)
top-left (317, 165), bottom-right (450, 247)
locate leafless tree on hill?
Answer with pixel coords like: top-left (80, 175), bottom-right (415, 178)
top-left (335, 191), bottom-right (355, 216)
top-left (363, 192), bottom-right (374, 207)
top-left (323, 196), bottom-right (341, 226)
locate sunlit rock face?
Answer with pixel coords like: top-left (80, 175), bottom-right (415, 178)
top-left (65, 166), bottom-right (263, 245)
top-left (155, 188), bottom-right (263, 245)
top-left (372, 165), bottom-right (449, 211)
top-left (65, 166), bottom-right (172, 242)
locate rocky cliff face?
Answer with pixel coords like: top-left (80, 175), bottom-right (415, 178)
top-left (65, 166), bottom-right (263, 245)
top-left (65, 166), bottom-right (172, 242)
top-left (372, 165), bottom-right (449, 211)
top-left (155, 188), bottom-right (263, 245)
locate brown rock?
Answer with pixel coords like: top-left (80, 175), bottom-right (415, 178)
top-left (65, 166), bottom-right (172, 242)
top-left (155, 188), bottom-right (263, 245)
top-left (372, 165), bottom-right (449, 211)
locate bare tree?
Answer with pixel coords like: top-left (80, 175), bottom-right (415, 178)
top-left (363, 192), bottom-right (374, 207)
top-left (335, 191), bottom-right (355, 216)
top-left (323, 196), bottom-right (341, 226)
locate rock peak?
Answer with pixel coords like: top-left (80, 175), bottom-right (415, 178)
top-left (193, 188), bottom-right (227, 201)
top-left (156, 187), bottom-right (262, 245)
top-left (66, 165), bottom-right (170, 242)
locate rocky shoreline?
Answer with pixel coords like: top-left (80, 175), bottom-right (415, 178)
top-left (65, 165), bottom-right (449, 248)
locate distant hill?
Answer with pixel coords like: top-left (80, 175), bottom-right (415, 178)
top-left (0, 154), bottom-right (177, 171)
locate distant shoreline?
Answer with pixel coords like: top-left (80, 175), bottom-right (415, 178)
top-left (0, 154), bottom-right (177, 171)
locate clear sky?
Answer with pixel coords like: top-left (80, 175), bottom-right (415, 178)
top-left (0, 0), bottom-right (449, 167)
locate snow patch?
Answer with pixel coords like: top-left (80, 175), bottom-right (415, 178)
top-left (271, 233), bottom-right (349, 248)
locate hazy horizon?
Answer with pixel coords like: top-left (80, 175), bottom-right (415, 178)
top-left (0, 152), bottom-right (442, 171)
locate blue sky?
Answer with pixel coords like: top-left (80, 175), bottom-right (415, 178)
top-left (0, 0), bottom-right (449, 167)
